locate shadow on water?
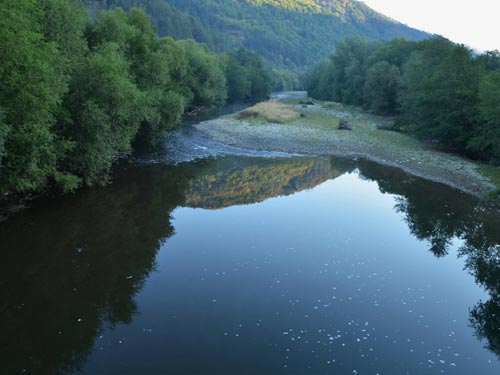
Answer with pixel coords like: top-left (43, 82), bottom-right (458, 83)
top-left (0, 155), bottom-right (499, 373)
top-left (0, 163), bottom-right (190, 374)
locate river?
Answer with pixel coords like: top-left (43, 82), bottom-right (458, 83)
top-left (1, 109), bottom-right (500, 374)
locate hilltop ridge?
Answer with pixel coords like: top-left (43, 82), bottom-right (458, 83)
top-left (84, 0), bottom-right (430, 69)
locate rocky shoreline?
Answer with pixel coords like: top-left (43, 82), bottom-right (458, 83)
top-left (194, 100), bottom-right (496, 199)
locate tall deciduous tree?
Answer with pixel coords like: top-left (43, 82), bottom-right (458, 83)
top-left (470, 72), bottom-right (500, 162)
top-left (363, 61), bottom-right (400, 115)
top-left (399, 38), bottom-right (480, 151)
top-left (65, 43), bottom-right (142, 186)
top-left (0, 0), bottom-right (68, 193)
top-left (180, 40), bottom-right (227, 108)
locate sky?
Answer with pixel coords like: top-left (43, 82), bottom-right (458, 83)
top-left (359, 0), bottom-right (500, 52)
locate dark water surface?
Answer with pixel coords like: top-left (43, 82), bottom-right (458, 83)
top-left (1, 156), bottom-right (500, 374)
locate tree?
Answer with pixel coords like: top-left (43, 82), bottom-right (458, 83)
top-left (0, 0), bottom-right (68, 193)
top-left (469, 72), bottom-right (500, 162)
top-left (398, 38), bottom-right (480, 152)
top-left (40, 0), bottom-right (90, 74)
top-left (223, 53), bottom-right (251, 103)
top-left (222, 48), bottom-right (273, 103)
top-left (234, 48), bottom-right (272, 101)
top-left (477, 50), bottom-right (500, 72)
top-left (64, 43), bottom-right (142, 186)
top-left (0, 109), bottom-right (7, 169)
top-left (89, 8), bottom-right (192, 147)
top-left (180, 40), bottom-right (227, 108)
top-left (363, 61), bottom-right (400, 115)
top-left (135, 37), bottom-right (191, 146)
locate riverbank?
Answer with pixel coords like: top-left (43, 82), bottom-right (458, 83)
top-left (194, 97), bottom-right (498, 200)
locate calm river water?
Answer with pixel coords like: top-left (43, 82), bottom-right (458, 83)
top-left (1, 155), bottom-right (500, 374)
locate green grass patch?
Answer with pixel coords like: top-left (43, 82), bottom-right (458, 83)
top-left (479, 166), bottom-right (500, 205)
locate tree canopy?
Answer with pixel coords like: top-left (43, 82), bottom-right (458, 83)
top-left (306, 36), bottom-right (500, 164)
top-left (83, 0), bottom-right (428, 70)
top-left (0, 1), bottom-right (273, 195)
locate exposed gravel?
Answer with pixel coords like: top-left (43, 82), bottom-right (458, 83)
top-left (194, 100), bottom-right (495, 197)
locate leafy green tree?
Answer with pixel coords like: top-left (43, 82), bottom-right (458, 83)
top-left (223, 53), bottom-right (251, 103)
top-left (234, 48), bottom-right (273, 101)
top-left (135, 37), bottom-right (191, 146)
top-left (0, 0), bottom-right (68, 193)
top-left (222, 48), bottom-right (273, 103)
top-left (180, 40), bottom-right (227, 108)
top-left (40, 0), bottom-right (90, 74)
top-left (469, 72), bottom-right (500, 162)
top-left (0, 109), bottom-right (7, 168)
top-left (363, 61), bottom-right (400, 115)
top-left (64, 43), bottom-right (142, 186)
top-left (89, 8), bottom-right (192, 147)
top-left (477, 50), bottom-right (500, 72)
top-left (399, 38), bottom-right (480, 151)
top-left (368, 38), bottom-right (418, 69)
top-left (306, 59), bottom-right (335, 100)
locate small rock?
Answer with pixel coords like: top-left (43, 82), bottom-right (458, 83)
top-left (338, 120), bottom-right (352, 131)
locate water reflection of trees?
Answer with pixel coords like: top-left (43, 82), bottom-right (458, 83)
top-left (343, 158), bottom-right (500, 359)
top-left (0, 156), bottom-right (339, 374)
top-left (0, 164), bottom-right (188, 374)
top-left (1, 156), bottom-right (500, 372)
top-left (184, 157), bottom-right (338, 209)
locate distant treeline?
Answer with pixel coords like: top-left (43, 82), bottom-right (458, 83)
top-left (0, 0), bottom-right (272, 195)
top-left (306, 37), bottom-right (500, 164)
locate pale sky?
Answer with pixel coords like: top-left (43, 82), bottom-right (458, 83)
top-left (359, 0), bottom-right (500, 52)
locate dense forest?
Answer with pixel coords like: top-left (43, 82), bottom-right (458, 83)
top-left (0, 0), bottom-right (272, 196)
top-left (306, 37), bottom-right (500, 166)
top-left (83, 0), bottom-right (429, 71)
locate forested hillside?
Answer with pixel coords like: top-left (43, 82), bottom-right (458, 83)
top-left (83, 0), bottom-right (429, 69)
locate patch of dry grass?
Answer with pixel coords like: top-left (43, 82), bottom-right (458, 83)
top-left (237, 99), bottom-right (300, 123)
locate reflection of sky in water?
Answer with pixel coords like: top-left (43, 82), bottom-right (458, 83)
top-left (81, 172), bottom-right (498, 374)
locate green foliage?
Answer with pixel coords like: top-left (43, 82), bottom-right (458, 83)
top-left (223, 54), bottom-right (251, 103)
top-left (40, 0), bottom-right (90, 74)
top-left (0, 2), bottom-right (274, 195)
top-left (363, 61), bottom-right (400, 115)
top-left (237, 49), bottom-right (273, 101)
top-left (477, 50), bottom-right (500, 72)
top-left (470, 72), bottom-right (500, 162)
top-left (0, 109), bottom-right (7, 168)
top-left (89, 8), bottom-right (192, 147)
top-left (399, 38), bottom-right (480, 152)
top-left (0, 0), bottom-right (68, 193)
top-left (85, 0), bottom-right (204, 40)
top-left (307, 36), bottom-right (500, 164)
top-left (84, 0), bottom-right (429, 70)
top-left (180, 40), bottom-right (227, 108)
top-left (223, 49), bottom-right (273, 103)
top-left (65, 42), bottom-right (143, 186)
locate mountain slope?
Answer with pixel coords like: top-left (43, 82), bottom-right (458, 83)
top-left (84, 0), bottom-right (430, 69)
